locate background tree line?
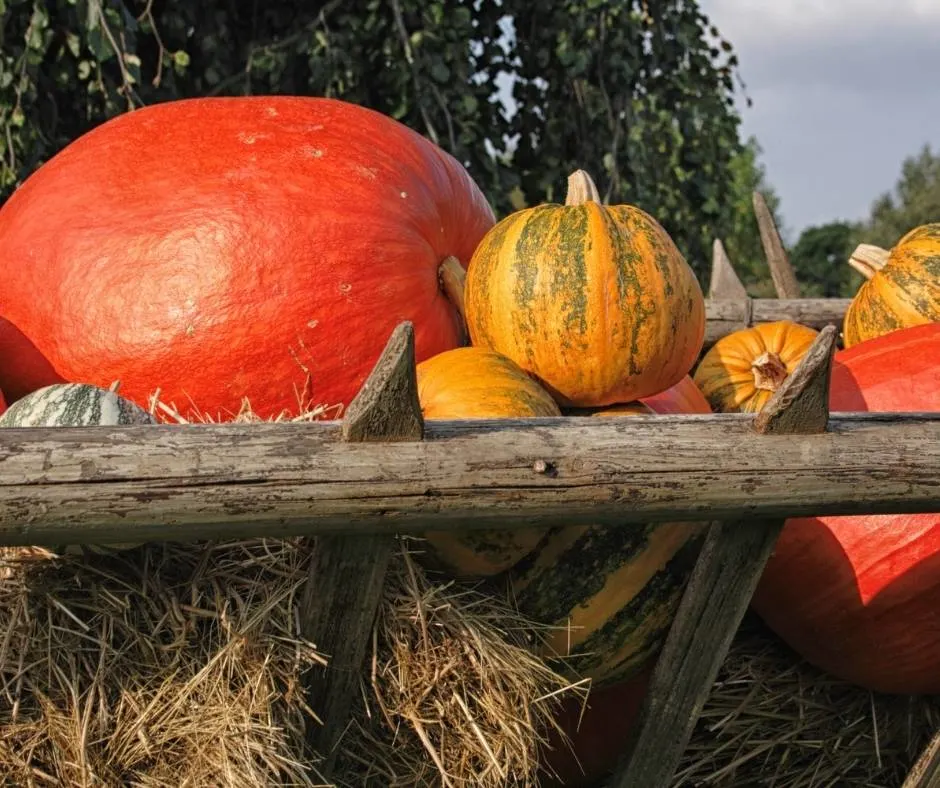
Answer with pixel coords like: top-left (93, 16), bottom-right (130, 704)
top-left (0, 0), bottom-right (934, 297)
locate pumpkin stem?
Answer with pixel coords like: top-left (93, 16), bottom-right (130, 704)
top-left (848, 244), bottom-right (890, 280)
top-left (438, 256), bottom-right (467, 323)
top-left (565, 170), bottom-right (602, 206)
top-left (751, 352), bottom-right (789, 392)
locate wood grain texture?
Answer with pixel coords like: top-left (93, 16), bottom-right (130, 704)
top-left (611, 312), bottom-right (835, 786)
top-left (703, 298), bottom-right (850, 346)
top-left (708, 238), bottom-right (748, 300)
top-left (754, 191), bottom-right (802, 299)
top-left (0, 413), bottom-right (936, 545)
top-left (902, 728), bottom-right (940, 788)
top-left (303, 322), bottom-right (423, 768)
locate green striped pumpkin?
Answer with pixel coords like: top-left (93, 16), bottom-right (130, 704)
top-left (0, 383), bottom-right (155, 427)
top-left (507, 520), bottom-right (706, 686)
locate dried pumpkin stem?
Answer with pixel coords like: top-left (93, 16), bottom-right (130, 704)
top-left (847, 244), bottom-right (890, 280)
top-left (751, 352), bottom-right (789, 392)
top-left (565, 170), bottom-right (602, 206)
top-left (438, 256), bottom-right (467, 322)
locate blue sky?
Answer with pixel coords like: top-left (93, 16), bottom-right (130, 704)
top-left (699, 0), bottom-right (940, 241)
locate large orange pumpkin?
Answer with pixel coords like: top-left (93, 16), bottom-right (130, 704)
top-left (843, 226), bottom-right (940, 348)
top-left (0, 97), bottom-right (495, 419)
top-left (463, 170), bottom-right (705, 408)
top-left (752, 323), bottom-right (940, 694)
top-left (417, 346), bottom-right (560, 578)
top-left (692, 321), bottom-right (819, 413)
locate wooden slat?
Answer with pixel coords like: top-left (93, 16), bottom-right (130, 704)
top-left (708, 238), bottom-right (748, 300)
top-left (753, 190), bottom-right (802, 299)
top-left (611, 326), bottom-right (839, 786)
top-left (902, 728), bottom-right (940, 788)
top-left (301, 321), bottom-right (423, 770)
top-left (703, 298), bottom-right (850, 345)
top-left (0, 410), bottom-right (936, 545)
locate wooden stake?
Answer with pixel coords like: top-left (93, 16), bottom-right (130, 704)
top-left (902, 728), bottom-right (940, 788)
top-left (610, 325), bottom-right (838, 787)
top-left (301, 321), bottom-right (423, 771)
top-left (708, 238), bottom-right (748, 300)
top-left (753, 191), bottom-right (802, 299)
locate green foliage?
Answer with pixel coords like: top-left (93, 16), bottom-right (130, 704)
top-left (0, 0), bottom-right (745, 281)
top-left (860, 144), bottom-right (940, 249)
top-left (789, 221), bottom-right (862, 298)
top-left (721, 136), bottom-right (784, 297)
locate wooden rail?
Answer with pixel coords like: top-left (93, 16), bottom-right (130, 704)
top-left (0, 411), bottom-right (936, 545)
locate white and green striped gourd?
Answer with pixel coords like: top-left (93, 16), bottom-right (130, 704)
top-left (0, 383), bottom-right (155, 427)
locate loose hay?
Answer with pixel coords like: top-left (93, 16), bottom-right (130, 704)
top-left (335, 546), bottom-right (586, 788)
top-left (671, 614), bottom-right (940, 788)
top-left (0, 539), bottom-right (328, 787)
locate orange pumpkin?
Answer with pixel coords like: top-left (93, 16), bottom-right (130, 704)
top-left (843, 226), bottom-right (940, 348)
top-left (416, 346), bottom-right (560, 577)
top-left (464, 170), bottom-right (705, 407)
top-left (692, 321), bottom-right (819, 413)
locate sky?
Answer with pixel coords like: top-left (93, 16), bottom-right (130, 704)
top-left (698, 0), bottom-right (940, 242)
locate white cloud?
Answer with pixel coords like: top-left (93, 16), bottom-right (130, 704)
top-left (704, 0), bottom-right (940, 40)
top-left (698, 0), bottom-right (940, 234)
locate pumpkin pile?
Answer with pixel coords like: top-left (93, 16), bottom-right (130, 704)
top-left (0, 90), bottom-right (939, 788)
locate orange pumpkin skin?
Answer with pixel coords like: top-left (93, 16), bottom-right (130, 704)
top-left (641, 374), bottom-right (712, 415)
top-left (752, 324), bottom-right (940, 694)
top-left (463, 188), bottom-right (705, 408)
top-left (417, 347), bottom-right (560, 578)
top-left (843, 224), bottom-right (940, 348)
top-left (0, 97), bottom-right (495, 420)
top-left (417, 346), bottom-right (562, 420)
top-left (692, 321), bottom-right (819, 413)
top-left (569, 375), bottom-right (718, 417)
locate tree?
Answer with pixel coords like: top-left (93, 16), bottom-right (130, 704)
top-left (860, 144), bottom-right (940, 249)
top-left (789, 221), bottom-right (861, 298)
top-left (720, 136), bottom-right (784, 296)
top-left (0, 0), bottom-right (745, 282)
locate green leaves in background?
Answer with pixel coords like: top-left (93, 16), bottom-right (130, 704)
top-left (0, 0), bottom-right (746, 283)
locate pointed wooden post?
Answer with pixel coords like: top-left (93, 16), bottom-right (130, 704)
top-left (753, 191), bottom-right (802, 299)
top-left (610, 325), bottom-right (838, 787)
top-left (708, 238), bottom-right (748, 300)
top-left (301, 321), bottom-right (423, 771)
top-left (902, 729), bottom-right (940, 788)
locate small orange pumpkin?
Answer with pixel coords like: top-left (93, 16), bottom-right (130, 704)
top-left (464, 170), bottom-right (705, 407)
top-left (416, 346), bottom-right (560, 577)
top-left (692, 321), bottom-right (819, 413)
top-left (843, 228), bottom-right (940, 348)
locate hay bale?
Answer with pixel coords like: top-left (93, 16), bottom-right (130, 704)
top-left (670, 614), bottom-right (940, 787)
top-left (0, 540), bottom-right (326, 787)
top-left (334, 545), bottom-right (585, 787)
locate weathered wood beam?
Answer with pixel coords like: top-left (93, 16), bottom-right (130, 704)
top-left (703, 298), bottom-right (850, 345)
top-left (708, 238), bottom-right (748, 300)
top-left (302, 321), bottom-right (423, 770)
top-left (902, 728), bottom-right (940, 788)
top-left (0, 409), bottom-right (936, 545)
top-left (612, 325), bottom-right (839, 786)
top-left (754, 190), bottom-right (802, 299)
